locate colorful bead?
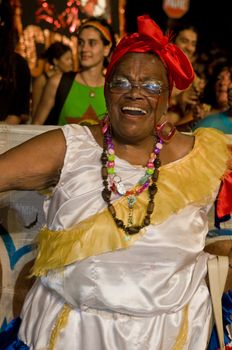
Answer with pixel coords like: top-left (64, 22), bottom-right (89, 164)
top-left (156, 142), bottom-right (163, 149)
top-left (108, 154), bottom-right (115, 161)
top-left (107, 161), bottom-right (115, 167)
top-left (107, 168), bottom-right (115, 174)
top-left (146, 168), bottom-right (154, 175)
top-left (150, 153), bottom-right (156, 160)
top-left (108, 148), bottom-right (115, 154)
top-left (147, 162), bottom-right (154, 168)
top-left (138, 175), bottom-right (149, 185)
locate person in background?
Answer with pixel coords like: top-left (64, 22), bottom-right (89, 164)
top-left (167, 22), bottom-right (209, 130)
top-left (0, 0), bottom-right (31, 124)
top-left (32, 16), bottom-right (116, 126)
top-left (193, 62), bottom-right (232, 133)
top-left (174, 23), bottom-right (198, 62)
top-left (31, 42), bottom-right (73, 118)
top-left (0, 15), bottom-right (232, 350)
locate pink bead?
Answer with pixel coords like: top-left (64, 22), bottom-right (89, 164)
top-left (108, 148), bottom-right (115, 154)
top-left (147, 162), bottom-right (154, 168)
top-left (107, 161), bottom-right (115, 167)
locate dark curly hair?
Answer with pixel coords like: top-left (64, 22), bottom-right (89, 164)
top-left (0, 0), bottom-right (18, 90)
top-left (42, 42), bottom-right (72, 66)
top-left (202, 59), bottom-right (232, 109)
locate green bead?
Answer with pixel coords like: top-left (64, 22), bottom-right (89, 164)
top-left (146, 168), bottom-right (154, 175)
top-left (138, 175), bottom-right (149, 185)
top-left (108, 154), bottom-right (115, 161)
top-left (107, 168), bottom-right (115, 174)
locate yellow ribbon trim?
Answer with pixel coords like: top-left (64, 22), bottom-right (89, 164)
top-left (172, 305), bottom-right (189, 350)
top-left (49, 304), bottom-right (70, 350)
top-left (32, 128), bottom-right (232, 276)
top-left (32, 206), bottom-right (143, 276)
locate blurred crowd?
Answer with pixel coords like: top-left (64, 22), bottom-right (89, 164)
top-left (166, 21), bottom-right (232, 133)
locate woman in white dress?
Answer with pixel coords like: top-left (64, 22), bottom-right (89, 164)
top-left (0, 15), bottom-right (232, 350)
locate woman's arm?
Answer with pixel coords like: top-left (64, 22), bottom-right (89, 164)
top-left (32, 73), bottom-right (62, 125)
top-left (31, 74), bottom-right (47, 118)
top-left (0, 128), bottom-right (66, 192)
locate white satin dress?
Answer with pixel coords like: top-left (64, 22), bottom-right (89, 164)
top-left (18, 125), bottom-right (224, 350)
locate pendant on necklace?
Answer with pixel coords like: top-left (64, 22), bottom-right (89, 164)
top-left (127, 195), bottom-right (136, 208)
top-left (110, 174), bottom-right (126, 195)
top-left (127, 195), bottom-right (137, 227)
top-left (128, 207), bottom-right (134, 227)
top-left (89, 90), bottom-right (95, 98)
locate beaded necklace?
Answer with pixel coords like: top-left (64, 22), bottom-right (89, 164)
top-left (101, 127), bottom-right (162, 236)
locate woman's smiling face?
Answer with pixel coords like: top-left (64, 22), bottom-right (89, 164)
top-left (78, 27), bottom-right (110, 69)
top-left (105, 52), bottom-right (169, 143)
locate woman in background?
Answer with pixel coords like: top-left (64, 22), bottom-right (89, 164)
top-left (31, 42), bottom-right (73, 118)
top-left (167, 23), bottom-right (209, 130)
top-left (193, 61), bottom-right (232, 133)
top-left (32, 17), bottom-right (116, 126)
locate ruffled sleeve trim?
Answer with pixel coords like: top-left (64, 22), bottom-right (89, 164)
top-left (152, 128), bottom-right (231, 224)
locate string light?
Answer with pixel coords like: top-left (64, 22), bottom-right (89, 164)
top-left (34, 0), bottom-right (106, 33)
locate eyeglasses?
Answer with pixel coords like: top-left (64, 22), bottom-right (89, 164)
top-left (107, 77), bottom-right (166, 97)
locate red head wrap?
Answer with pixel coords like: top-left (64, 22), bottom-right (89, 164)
top-left (105, 15), bottom-right (194, 92)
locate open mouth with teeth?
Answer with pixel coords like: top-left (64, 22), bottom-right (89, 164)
top-left (121, 106), bottom-right (146, 116)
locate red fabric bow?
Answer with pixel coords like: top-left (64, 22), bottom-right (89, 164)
top-left (105, 15), bottom-right (194, 92)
